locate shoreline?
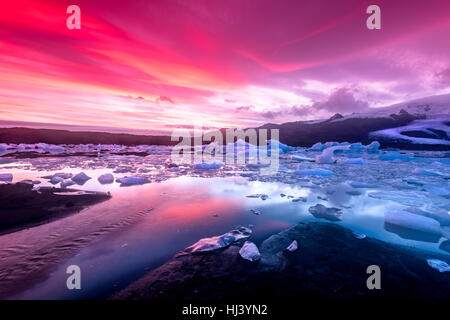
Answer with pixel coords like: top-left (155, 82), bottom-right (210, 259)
top-left (113, 222), bottom-right (450, 300)
top-left (0, 183), bottom-right (111, 235)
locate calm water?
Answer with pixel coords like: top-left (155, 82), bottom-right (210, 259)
top-left (0, 150), bottom-right (449, 299)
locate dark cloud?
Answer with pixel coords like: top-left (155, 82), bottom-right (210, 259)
top-left (312, 87), bottom-right (368, 113)
top-left (156, 96), bottom-right (175, 103)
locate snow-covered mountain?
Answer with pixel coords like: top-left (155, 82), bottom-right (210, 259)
top-left (260, 94), bottom-right (450, 150)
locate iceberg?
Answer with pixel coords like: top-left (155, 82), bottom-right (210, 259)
top-left (413, 168), bottom-right (448, 178)
top-left (366, 141), bottom-right (380, 154)
top-left (116, 176), bottom-right (150, 186)
top-left (384, 211), bottom-right (442, 237)
top-left (184, 226), bottom-right (252, 253)
top-left (71, 172), bottom-right (91, 184)
top-left (426, 259), bottom-right (450, 272)
top-left (50, 176), bottom-right (64, 185)
top-left (344, 158), bottom-right (365, 165)
top-left (347, 181), bottom-right (378, 188)
top-left (315, 145), bottom-right (350, 164)
top-left (194, 162), bottom-right (222, 170)
top-left (267, 139), bottom-right (294, 153)
top-left (310, 142), bottom-right (324, 151)
top-left (352, 232), bottom-right (366, 239)
top-left (308, 204), bottom-right (343, 221)
top-left (239, 241), bottom-right (261, 262)
top-left (295, 169), bottom-right (334, 176)
top-left (286, 240), bottom-right (298, 252)
top-left (98, 173), bottom-right (114, 184)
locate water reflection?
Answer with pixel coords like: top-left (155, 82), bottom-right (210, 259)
top-left (0, 155), bottom-right (448, 299)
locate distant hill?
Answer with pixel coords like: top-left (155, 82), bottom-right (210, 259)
top-left (258, 94), bottom-right (450, 151)
top-left (1, 94), bottom-right (449, 150)
top-left (0, 127), bottom-right (175, 146)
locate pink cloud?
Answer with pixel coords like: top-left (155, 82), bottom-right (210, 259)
top-left (1, 0), bottom-right (450, 133)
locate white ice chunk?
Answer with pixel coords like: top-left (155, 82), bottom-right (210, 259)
top-left (48, 145), bottom-right (65, 154)
top-left (384, 211), bottom-right (442, 236)
top-left (116, 176), bottom-right (150, 186)
top-left (295, 169), bottom-right (334, 176)
top-left (310, 142), bottom-right (324, 151)
top-left (71, 172), bottom-right (91, 183)
top-left (308, 204), bottom-right (342, 221)
top-left (352, 232), bottom-right (366, 239)
top-left (184, 226), bottom-right (252, 253)
top-left (345, 158), bottom-right (365, 165)
top-left (286, 240), bottom-right (298, 252)
top-left (413, 168), bottom-right (448, 178)
top-left (98, 173), bottom-right (114, 184)
top-left (50, 176), bottom-right (64, 185)
top-left (426, 259), bottom-right (450, 272)
top-left (366, 141), bottom-right (380, 154)
top-left (347, 181), bottom-right (378, 188)
top-left (194, 162), bottom-right (222, 170)
top-left (239, 241), bottom-right (261, 261)
top-left (315, 145), bottom-right (350, 164)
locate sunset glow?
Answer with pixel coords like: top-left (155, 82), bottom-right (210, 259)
top-left (1, 0), bottom-right (450, 133)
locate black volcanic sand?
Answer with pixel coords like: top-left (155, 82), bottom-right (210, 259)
top-left (0, 183), bottom-right (111, 235)
top-left (113, 222), bottom-right (450, 300)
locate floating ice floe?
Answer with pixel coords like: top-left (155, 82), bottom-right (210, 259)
top-left (194, 162), bottom-right (222, 170)
top-left (98, 173), bottom-right (114, 184)
top-left (426, 259), bottom-right (450, 272)
top-left (292, 197), bottom-right (307, 202)
top-left (413, 168), bottom-right (448, 178)
top-left (71, 172), bottom-right (91, 184)
top-left (384, 211), bottom-right (442, 237)
top-left (116, 176), bottom-right (150, 186)
top-left (315, 145), bottom-right (349, 164)
top-left (291, 155), bottom-right (315, 162)
top-left (50, 176), bottom-right (64, 185)
top-left (295, 169), bottom-right (334, 176)
top-left (0, 173), bottom-right (13, 182)
top-left (308, 204), bottom-right (343, 221)
top-left (239, 241), bottom-right (261, 262)
top-left (352, 232), bottom-right (366, 239)
top-left (366, 141), bottom-right (380, 154)
top-left (378, 152), bottom-right (415, 162)
top-left (184, 226), bottom-right (252, 253)
top-left (347, 181), bottom-right (378, 188)
top-left (368, 191), bottom-right (428, 207)
top-left (250, 209), bottom-right (261, 215)
top-left (286, 240), bottom-right (298, 252)
top-left (344, 158), bottom-right (365, 165)
top-left (246, 194), bottom-right (269, 200)
top-left (405, 207), bottom-right (450, 227)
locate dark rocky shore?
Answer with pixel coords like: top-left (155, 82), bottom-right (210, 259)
top-left (0, 183), bottom-right (111, 235)
top-left (113, 222), bottom-right (450, 300)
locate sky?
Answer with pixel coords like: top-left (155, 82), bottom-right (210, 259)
top-left (1, 0), bottom-right (450, 134)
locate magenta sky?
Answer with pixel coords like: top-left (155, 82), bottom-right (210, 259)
top-left (1, 0), bottom-right (450, 133)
